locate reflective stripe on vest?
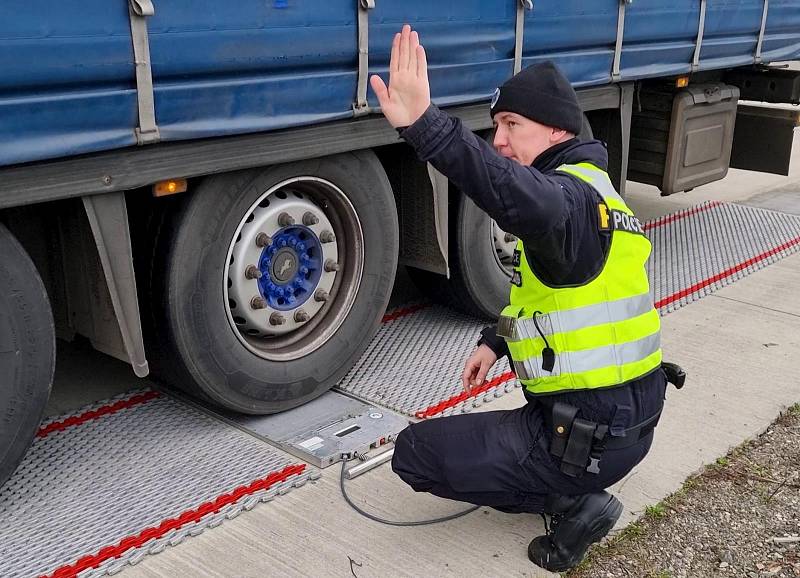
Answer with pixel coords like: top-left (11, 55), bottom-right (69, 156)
top-left (507, 292), bottom-right (653, 338)
top-left (500, 162), bottom-right (662, 394)
top-left (510, 332), bottom-right (661, 384)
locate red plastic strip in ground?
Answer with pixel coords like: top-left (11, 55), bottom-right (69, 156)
top-left (381, 302), bottom-right (431, 323)
top-left (414, 371), bottom-right (516, 419)
top-left (655, 234), bottom-right (800, 309)
top-left (43, 463), bottom-right (307, 578)
top-left (643, 200), bottom-right (722, 231)
top-left (36, 390), bottom-right (161, 438)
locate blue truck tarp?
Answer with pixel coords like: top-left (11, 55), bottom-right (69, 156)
top-left (1, 0), bottom-right (799, 168)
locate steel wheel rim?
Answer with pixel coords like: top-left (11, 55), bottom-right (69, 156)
top-left (223, 177), bottom-right (364, 361)
top-left (491, 220), bottom-right (516, 277)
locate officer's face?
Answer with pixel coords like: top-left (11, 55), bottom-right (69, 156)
top-left (492, 112), bottom-right (572, 166)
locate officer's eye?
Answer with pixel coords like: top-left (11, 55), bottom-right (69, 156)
top-left (507, 121), bottom-right (517, 128)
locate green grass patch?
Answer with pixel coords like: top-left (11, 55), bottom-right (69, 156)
top-left (673, 475), bottom-right (699, 498)
top-left (645, 503), bottom-right (667, 519)
top-left (621, 521), bottom-right (645, 539)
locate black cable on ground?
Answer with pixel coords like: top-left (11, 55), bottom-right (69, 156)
top-left (339, 459), bottom-right (480, 526)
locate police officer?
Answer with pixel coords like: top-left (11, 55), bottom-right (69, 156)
top-left (370, 26), bottom-right (670, 571)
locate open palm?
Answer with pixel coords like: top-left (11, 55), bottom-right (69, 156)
top-left (370, 24), bottom-right (431, 128)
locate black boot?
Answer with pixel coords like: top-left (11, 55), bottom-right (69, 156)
top-left (528, 491), bottom-right (623, 572)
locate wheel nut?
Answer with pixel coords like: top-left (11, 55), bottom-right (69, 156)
top-left (245, 265), bottom-right (263, 279)
top-left (255, 233), bottom-right (272, 248)
top-left (278, 212), bottom-right (295, 227)
top-left (294, 309), bottom-right (309, 323)
top-left (314, 289), bottom-right (329, 302)
top-left (302, 212), bottom-right (319, 226)
top-left (324, 259), bottom-right (340, 272)
top-left (269, 312), bottom-right (286, 326)
top-left (250, 296), bottom-right (266, 310)
top-left (504, 233), bottom-right (517, 243)
top-left (320, 230), bottom-right (335, 244)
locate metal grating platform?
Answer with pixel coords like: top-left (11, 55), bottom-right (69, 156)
top-left (337, 304), bottom-right (518, 418)
top-left (648, 201), bottom-right (800, 313)
top-left (0, 390), bottom-right (317, 578)
top-left (338, 202), bottom-right (800, 418)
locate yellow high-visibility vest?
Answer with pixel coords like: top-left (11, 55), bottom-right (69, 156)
top-left (498, 162), bottom-right (662, 394)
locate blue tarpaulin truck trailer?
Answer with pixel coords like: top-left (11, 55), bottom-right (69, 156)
top-left (1, 0), bottom-right (799, 487)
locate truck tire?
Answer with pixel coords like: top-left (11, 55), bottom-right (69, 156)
top-left (148, 151), bottom-right (398, 414)
top-left (0, 223), bottom-right (55, 488)
top-left (408, 115), bottom-right (595, 319)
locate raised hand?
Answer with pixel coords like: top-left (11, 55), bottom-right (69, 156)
top-left (369, 24), bottom-right (431, 128)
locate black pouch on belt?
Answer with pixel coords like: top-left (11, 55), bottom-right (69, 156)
top-left (560, 418), bottom-right (597, 478)
top-left (548, 401), bottom-right (598, 478)
top-left (548, 402), bottom-right (578, 459)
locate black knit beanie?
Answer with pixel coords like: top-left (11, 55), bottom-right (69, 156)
top-left (489, 61), bottom-right (582, 134)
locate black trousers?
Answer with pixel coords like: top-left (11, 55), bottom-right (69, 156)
top-left (391, 400), bottom-right (655, 514)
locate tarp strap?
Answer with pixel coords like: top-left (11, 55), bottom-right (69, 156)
top-left (755, 0), bottom-right (769, 64)
top-left (514, 0), bottom-right (533, 75)
top-left (692, 0), bottom-right (707, 72)
top-left (354, 0), bottom-right (375, 116)
top-left (612, 0), bottom-right (630, 82)
top-left (128, 0), bottom-right (160, 144)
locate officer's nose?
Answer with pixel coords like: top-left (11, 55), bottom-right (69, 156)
top-left (493, 127), bottom-right (507, 150)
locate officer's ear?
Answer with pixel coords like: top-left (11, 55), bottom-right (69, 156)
top-left (549, 127), bottom-right (571, 143)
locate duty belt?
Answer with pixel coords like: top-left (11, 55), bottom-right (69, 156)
top-left (543, 402), bottom-right (662, 478)
top-left (541, 361), bottom-right (686, 478)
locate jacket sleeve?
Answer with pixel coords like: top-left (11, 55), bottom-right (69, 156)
top-left (400, 104), bottom-right (570, 240)
top-left (478, 325), bottom-right (510, 359)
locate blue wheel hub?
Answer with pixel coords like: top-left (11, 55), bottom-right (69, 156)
top-left (257, 226), bottom-right (323, 311)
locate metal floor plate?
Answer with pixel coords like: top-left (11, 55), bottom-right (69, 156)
top-left (203, 390), bottom-right (410, 468)
top-left (338, 202), bottom-right (800, 418)
top-left (0, 390), bottom-right (316, 578)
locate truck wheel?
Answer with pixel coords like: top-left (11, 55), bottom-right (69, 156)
top-left (0, 224), bottom-right (55, 488)
top-left (408, 115), bottom-right (595, 319)
top-left (149, 151), bottom-right (398, 414)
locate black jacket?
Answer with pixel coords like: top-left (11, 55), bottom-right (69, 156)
top-left (401, 104), bottom-right (665, 429)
